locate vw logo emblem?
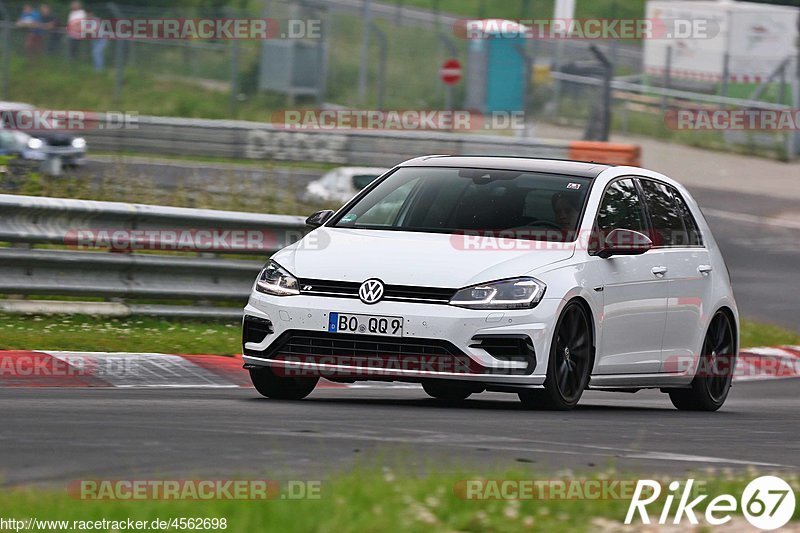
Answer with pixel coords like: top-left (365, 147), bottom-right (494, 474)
top-left (359, 279), bottom-right (385, 305)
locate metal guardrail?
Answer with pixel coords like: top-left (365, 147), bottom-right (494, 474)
top-left (0, 194), bottom-right (306, 250)
top-left (80, 115), bottom-right (573, 166)
top-left (0, 194), bottom-right (307, 318)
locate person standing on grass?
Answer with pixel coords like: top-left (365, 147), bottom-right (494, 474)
top-left (17, 4), bottom-right (43, 58)
top-left (39, 4), bottom-right (58, 55)
top-left (66, 1), bottom-right (87, 59)
top-left (87, 11), bottom-right (107, 71)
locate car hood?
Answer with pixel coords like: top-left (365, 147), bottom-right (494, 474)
top-left (30, 131), bottom-right (76, 143)
top-left (272, 227), bottom-right (575, 288)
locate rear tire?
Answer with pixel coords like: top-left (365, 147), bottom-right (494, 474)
top-left (668, 311), bottom-right (736, 412)
top-left (519, 301), bottom-right (593, 411)
top-left (249, 366), bottom-right (318, 400)
top-left (422, 380), bottom-right (474, 401)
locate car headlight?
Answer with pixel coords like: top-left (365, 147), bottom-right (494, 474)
top-left (27, 137), bottom-right (43, 150)
top-left (72, 137), bottom-right (86, 149)
top-left (449, 277), bottom-right (546, 310)
top-left (255, 261), bottom-right (299, 296)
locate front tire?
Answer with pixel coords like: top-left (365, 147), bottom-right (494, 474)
top-left (519, 301), bottom-right (593, 410)
top-left (249, 366), bottom-right (318, 400)
top-left (668, 311), bottom-right (736, 412)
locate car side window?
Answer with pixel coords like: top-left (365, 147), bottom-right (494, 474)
top-left (596, 178), bottom-right (646, 234)
top-left (669, 186), bottom-right (704, 246)
top-left (641, 179), bottom-right (690, 247)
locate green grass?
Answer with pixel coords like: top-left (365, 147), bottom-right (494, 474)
top-left (741, 319), bottom-right (800, 350)
top-left (0, 314), bottom-right (241, 355)
top-left (7, 55), bottom-right (284, 121)
top-left (0, 467), bottom-right (796, 532)
top-left (3, 165), bottom-right (333, 214)
top-left (0, 314), bottom-right (795, 356)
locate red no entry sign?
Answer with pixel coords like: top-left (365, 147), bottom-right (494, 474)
top-left (440, 58), bottom-right (462, 85)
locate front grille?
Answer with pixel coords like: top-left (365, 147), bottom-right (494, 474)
top-left (297, 278), bottom-right (457, 304)
top-left (43, 136), bottom-right (73, 147)
top-left (247, 330), bottom-right (484, 375)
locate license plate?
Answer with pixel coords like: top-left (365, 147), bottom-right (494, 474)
top-left (328, 312), bottom-right (404, 337)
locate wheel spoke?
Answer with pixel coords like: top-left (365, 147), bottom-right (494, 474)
top-left (571, 333), bottom-right (588, 352)
top-left (558, 362), bottom-right (570, 392)
top-left (556, 334), bottom-right (565, 354)
top-left (568, 364), bottom-right (581, 391)
top-left (714, 319), bottom-right (727, 352)
top-left (568, 313), bottom-right (579, 339)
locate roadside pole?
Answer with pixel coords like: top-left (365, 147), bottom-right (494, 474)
top-left (0, 1), bottom-right (10, 100)
top-left (357, 0), bottom-right (372, 104)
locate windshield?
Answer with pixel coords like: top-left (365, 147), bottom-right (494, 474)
top-left (351, 174), bottom-right (378, 190)
top-left (333, 167), bottom-right (591, 242)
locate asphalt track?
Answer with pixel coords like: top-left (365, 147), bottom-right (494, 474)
top-left (1, 378), bottom-right (798, 487)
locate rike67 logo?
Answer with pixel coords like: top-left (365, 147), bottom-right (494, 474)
top-left (625, 476), bottom-right (796, 530)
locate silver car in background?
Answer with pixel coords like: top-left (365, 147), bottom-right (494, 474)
top-left (303, 166), bottom-right (388, 204)
top-left (0, 102), bottom-right (87, 175)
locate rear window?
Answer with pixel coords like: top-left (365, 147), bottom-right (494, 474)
top-left (334, 167), bottom-right (592, 242)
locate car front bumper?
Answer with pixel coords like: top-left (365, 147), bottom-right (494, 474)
top-left (241, 291), bottom-right (564, 387)
top-left (21, 147), bottom-right (86, 163)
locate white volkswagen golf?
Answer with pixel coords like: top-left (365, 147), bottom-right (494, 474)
top-left (242, 156), bottom-right (738, 411)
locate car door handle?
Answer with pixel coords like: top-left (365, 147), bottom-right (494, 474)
top-left (698, 264), bottom-right (713, 274)
top-left (651, 266), bottom-right (668, 277)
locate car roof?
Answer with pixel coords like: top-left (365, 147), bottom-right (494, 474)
top-left (398, 155), bottom-right (610, 178)
top-left (340, 166), bottom-right (389, 174)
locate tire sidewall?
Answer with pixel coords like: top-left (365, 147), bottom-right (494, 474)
top-left (543, 301), bottom-right (593, 409)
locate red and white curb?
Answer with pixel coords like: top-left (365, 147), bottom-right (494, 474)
top-left (0, 348), bottom-right (797, 388)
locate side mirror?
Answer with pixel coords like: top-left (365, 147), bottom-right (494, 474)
top-left (597, 228), bottom-right (652, 259)
top-left (305, 209), bottom-right (334, 228)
